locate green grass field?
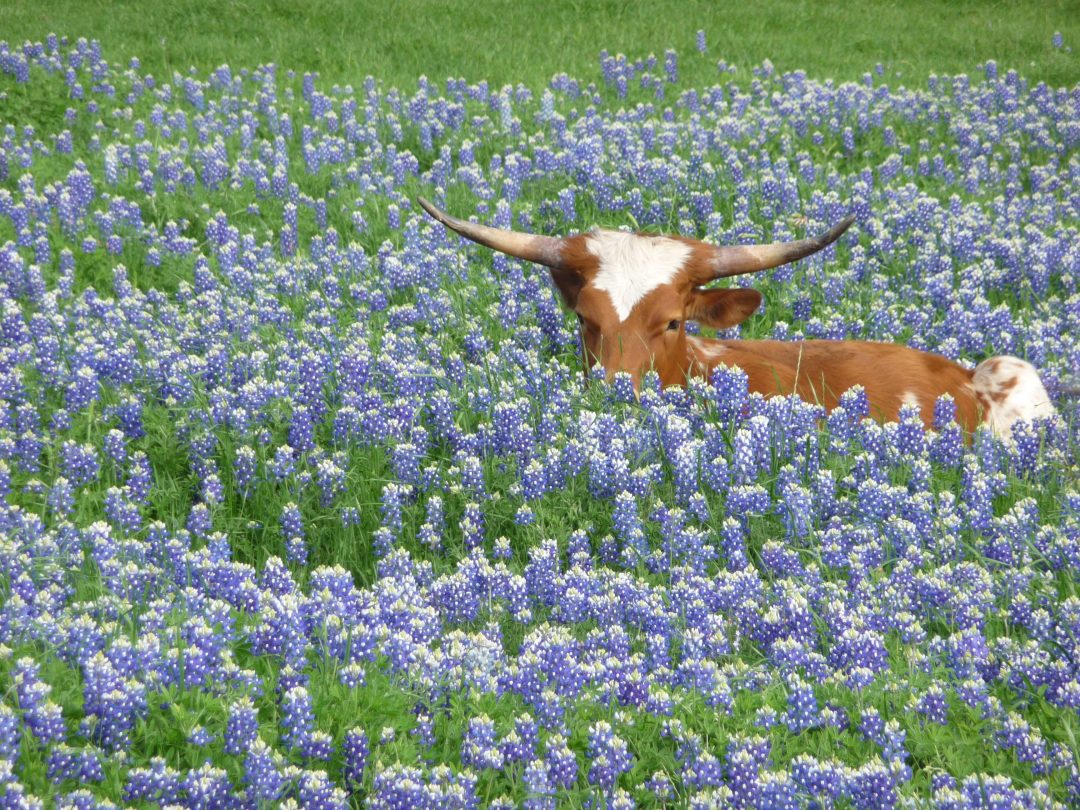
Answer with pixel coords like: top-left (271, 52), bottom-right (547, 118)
top-left (2, 0), bottom-right (1077, 90)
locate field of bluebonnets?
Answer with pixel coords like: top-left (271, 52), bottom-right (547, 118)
top-left (0, 28), bottom-right (1079, 809)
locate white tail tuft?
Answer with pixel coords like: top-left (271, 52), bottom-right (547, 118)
top-left (972, 356), bottom-right (1056, 440)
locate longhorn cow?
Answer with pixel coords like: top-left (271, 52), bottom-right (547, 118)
top-left (418, 197), bottom-right (1055, 438)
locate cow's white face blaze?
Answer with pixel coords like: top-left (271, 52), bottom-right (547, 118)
top-left (568, 234), bottom-right (765, 385)
top-left (574, 229), bottom-right (692, 385)
top-left (586, 230), bottom-right (692, 321)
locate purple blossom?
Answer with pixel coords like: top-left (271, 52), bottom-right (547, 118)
top-left (280, 685), bottom-right (315, 753)
top-left (586, 721), bottom-right (633, 793)
top-left (342, 727), bottom-right (369, 791)
top-left (461, 714), bottom-right (503, 770)
top-left (224, 697), bottom-right (259, 755)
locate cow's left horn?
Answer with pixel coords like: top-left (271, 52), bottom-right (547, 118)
top-left (708, 214), bottom-right (856, 278)
top-left (418, 197), bottom-right (569, 271)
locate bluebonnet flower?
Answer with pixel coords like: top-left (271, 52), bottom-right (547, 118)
top-left (894, 403), bottom-right (926, 457)
top-left (304, 730), bottom-right (335, 761)
top-left (928, 396), bottom-right (963, 464)
top-left (783, 676), bottom-right (821, 732)
top-left (790, 754), bottom-right (844, 804)
top-left (59, 441), bottom-right (99, 487)
top-left (544, 734), bottom-right (577, 789)
top-left (718, 517), bottom-right (749, 570)
top-left (314, 454), bottom-right (345, 505)
top-left (280, 685), bottom-right (315, 752)
top-left (586, 721), bottom-right (633, 793)
top-left (367, 762), bottom-right (478, 809)
top-left (341, 727), bottom-right (369, 791)
top-left (514, 503), bottom-right (536, 525)
top-left (728, 484), bottom-right (770, 521)
top-left (710, 364), bottom-right (749, 423)
top-left (244, 740), bottom-right (287, 803)
top-left (103, 486), bottom-right (141, 533)
top-left (281, 501), bottom-right (304, 538)
top-left (296, 769), bottom-right (348, 808)
top-left (461, 714), bottom-right (503, 770)
top-left (201, 472), bottom-right (224, 505)
top-left (179, 763), bottom-right (234, 807)
top-left (286, 536), bottom-right (309, 566)
top-left (849, 759), bottom-right (902, 810)
top-left (45, 745), bottom-right (104, 784)
top-left (225, 697), bottom-right (259, 755)
top-left (233, 445), bottom-right (257, 492)
top-left (612, 490), bottom-right (648, 564)
top-left (725, 744), bottom-right (761, 808)
top-left (914, 685), bottom-right (949, 725)
top-left (48, 476), bottom-right (75, 516)
top-left (341, 505), bottom-right (362, 527)
top-left (0, 705), bottom-right (19, 763)
top-left (269, 444), bottom-right (297, 480)
top-left (125, 451), bottom-right (153, 503)
top-left (523, 758), bottom-right (556, 810)
top-left (13, 659), bottom-right (65, 746)
top-left (460, 500), bottom-right (484, 549)
top-left (122, 758), bottom-right (184, 805)
top-left (186, 502), bottom-right (212, 538)
top-left (410, 710), bottom-right (436, 748)
top-left (102, 428), bottom-right (126, 468)
top-left (645, 770), bottom-right (674, 802)
top-left (777, 474), bottom-right (813, 539)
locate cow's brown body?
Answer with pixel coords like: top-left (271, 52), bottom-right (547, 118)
top-left (686, 338), bottom-right (983, 429)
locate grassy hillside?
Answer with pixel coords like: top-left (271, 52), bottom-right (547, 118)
top-left (1, 0), bottom-right (1077, 90)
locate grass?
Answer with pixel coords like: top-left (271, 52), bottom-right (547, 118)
top-left (1, 0), bottom-right (1077, 91)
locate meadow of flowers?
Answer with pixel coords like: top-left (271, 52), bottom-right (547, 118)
top-left (0, 32), bottom-right (1078, 809)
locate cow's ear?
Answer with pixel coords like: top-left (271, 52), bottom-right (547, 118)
top-left (686, 288), bottom-right (762, 329)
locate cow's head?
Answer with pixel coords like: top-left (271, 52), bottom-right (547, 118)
top-left (419, 197), bottom-right (854, 386)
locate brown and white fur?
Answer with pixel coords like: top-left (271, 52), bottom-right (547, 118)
top-left (418, 197), bottom-right (1055, 438)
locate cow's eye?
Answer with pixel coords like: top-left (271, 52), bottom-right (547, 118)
top-left (667, 320), bottom-right (680, 331)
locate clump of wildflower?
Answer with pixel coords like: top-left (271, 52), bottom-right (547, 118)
top-left (461, 714), bottom-right (503, 771)
top-left (586, 721), bottom-right (634, 793)
top-left (225, 697), bottom-right (259, 755)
